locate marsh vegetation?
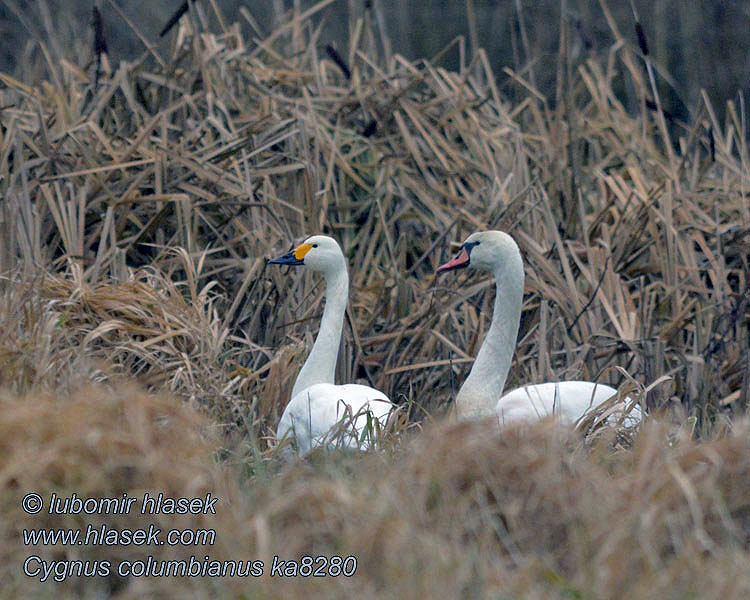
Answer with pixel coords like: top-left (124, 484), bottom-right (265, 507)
top-left (1, 1), bottom-right (748, 597)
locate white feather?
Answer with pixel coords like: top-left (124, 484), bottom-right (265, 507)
top-left (270, 235), bottom-right (393, 455)
top-left (498, 381), bottom-right (641, 426)
top-left (439, 231), bottom-right (642, 426)
top-left (277, 383), bottom-right (392, 455)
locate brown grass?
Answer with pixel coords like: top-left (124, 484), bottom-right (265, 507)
top-left (2, 0), bottom-right (748, 433)
top-left (1, 0), bottom-right (749, 597)
top-left (3, 388), bottom-right (750, 598)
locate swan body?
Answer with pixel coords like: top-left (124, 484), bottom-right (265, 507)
top-left (437, 231), bottom-right (641, 426)
top-left (269, 235), bottom-right (393, 454)
top-left (497, 381), bottom-right (631, 425)
top-left (276, 383), bottom-right (392, 455)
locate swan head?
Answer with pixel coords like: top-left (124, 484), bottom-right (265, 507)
top-left (437, 230), bottom-right (521, 274)
top-left (269, 235), bottom-right (346, 275)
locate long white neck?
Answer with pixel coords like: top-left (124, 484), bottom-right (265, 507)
top-left (291, 264), bottom-right (349, 398)
top-left (456, 261), bottom-right (524, 419)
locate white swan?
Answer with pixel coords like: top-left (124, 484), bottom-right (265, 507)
top-left (269, 235), bottom-right (393, 455)
top-left (437, 230), bottom-right (641, 426)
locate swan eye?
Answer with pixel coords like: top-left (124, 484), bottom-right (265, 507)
top-left (312, 244), bottom-right (318, 248)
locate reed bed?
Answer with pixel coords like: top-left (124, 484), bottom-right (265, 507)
top-left (0, 1), bottom-right (749, 597)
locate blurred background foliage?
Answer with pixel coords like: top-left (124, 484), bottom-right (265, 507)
top-left (2, 0), bottom-right (748, 122)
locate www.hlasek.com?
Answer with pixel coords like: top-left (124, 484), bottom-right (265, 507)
top-left (21, 492), bottom-right (357, 582)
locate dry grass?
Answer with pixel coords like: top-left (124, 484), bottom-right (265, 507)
top-left (1, 0), bottom-right (749, 597)
top-left (0, 384), bottom-right (244, 599)
top-left (3, 388), bottom-right (750, 599)
top-left (2, 0), bottom-right (748, 433)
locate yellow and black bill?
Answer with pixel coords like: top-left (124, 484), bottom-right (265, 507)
top-left (268, 243), bottom-right (313, 266)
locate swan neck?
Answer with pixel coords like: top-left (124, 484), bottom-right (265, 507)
top-left (291, 265), bottom-right (348, 397)
top-left (456, 265), bottom-right (523, 419)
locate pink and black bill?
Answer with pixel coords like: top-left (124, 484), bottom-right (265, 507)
top-left (437, 241), bottom-right (478, 273)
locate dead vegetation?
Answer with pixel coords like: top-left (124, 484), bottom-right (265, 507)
top-left (0, 0), bottom-right (749, 597)
top-left (3, 389), bottom-right (750, 599)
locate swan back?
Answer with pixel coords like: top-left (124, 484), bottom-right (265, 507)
top-left (277, 383), bottom-right (392, 455)
top-left (498, 381), bottom-right (641, 426)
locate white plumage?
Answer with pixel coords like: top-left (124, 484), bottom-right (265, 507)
top-left (269, 235), bottom-right (393, 455)
top-left (437, 230), bottom-right (641, 426)
top-left (276, 383), bottom-right (392, 455)
top-left (496, 381), bottom-right (636, 425)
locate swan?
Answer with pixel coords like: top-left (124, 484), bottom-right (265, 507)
top-left (268, 235), bottom-right (393, 455)
top-left (437, 230), bottom-right (641, 426)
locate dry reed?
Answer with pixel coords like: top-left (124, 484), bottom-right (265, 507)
top-left (0, 0), bottom-right (749, 597)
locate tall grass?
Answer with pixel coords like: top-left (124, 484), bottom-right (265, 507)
top-left (2, 0), bottom-right (746, 435)
top-left (0, 0), bottom-right (748, 597)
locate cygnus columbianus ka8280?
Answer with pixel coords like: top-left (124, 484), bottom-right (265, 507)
top-left (437, 231), bottom-right (641, 426)
top-left (269, 235), bottom-right (393, 454)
